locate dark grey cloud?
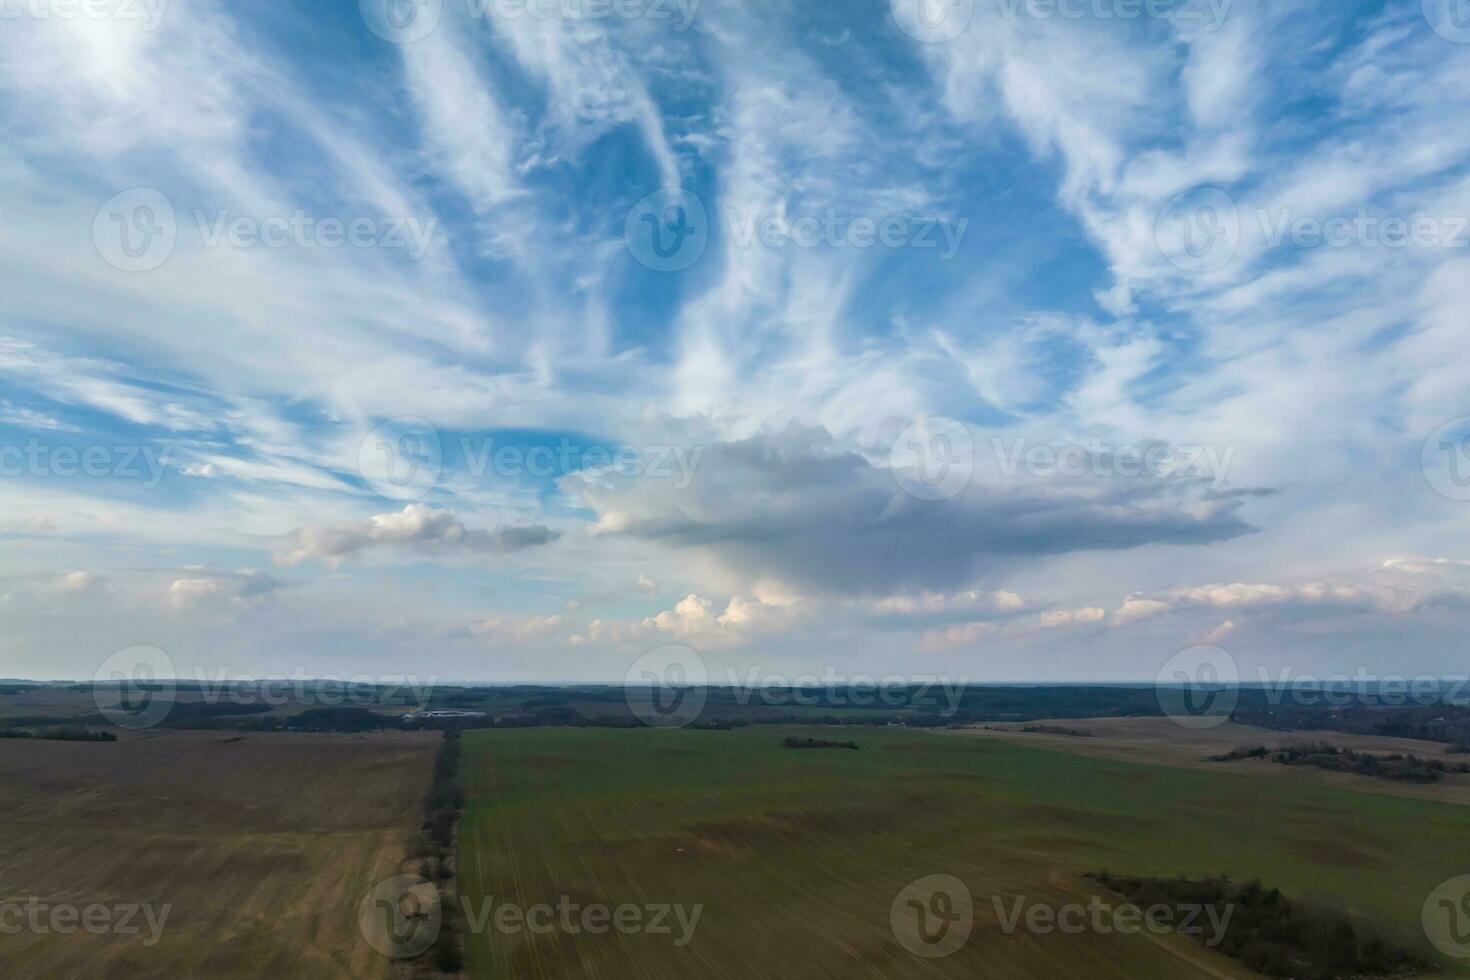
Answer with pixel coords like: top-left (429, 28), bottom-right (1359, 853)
top-left (581, 426), bottom-right (1256, 597)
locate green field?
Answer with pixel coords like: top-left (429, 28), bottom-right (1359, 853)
top-left (458, 726), bottom-right (1470, 979)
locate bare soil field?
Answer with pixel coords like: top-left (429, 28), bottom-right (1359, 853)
top-left (954, 717), bottom-right (1470, 805)
top-left (0, 730), bottom-right (437, 979)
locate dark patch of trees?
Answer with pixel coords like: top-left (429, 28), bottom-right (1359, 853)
top-left (1205, 740), bottom-right (1470, 787)
top-left (1210, 745), bottom-right (1273, 762)
top-left (1212, 741), bottom-right (1469, 782)
top-left (1271, 743), bottom-right (1469, 783)
top-left (781, 736), bottom-right (859, 750)
top-left (1088, 872), bottom-right (1431, 980)
top-left (0, 726), bottom-right (117, 742)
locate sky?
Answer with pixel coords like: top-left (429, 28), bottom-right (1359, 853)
top-left (2, 0), bottom-right (1470, 686)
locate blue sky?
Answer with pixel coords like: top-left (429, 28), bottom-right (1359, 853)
top-left (2, 0), bottom-right (1470, 684)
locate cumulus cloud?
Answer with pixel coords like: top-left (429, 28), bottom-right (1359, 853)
top-left (168, 571), bottom-right (283, 611)
top-left (276, 504), bottom-right (559, 567)
top-left (1038, 607), bottom-right (1107, 629)
top-left (471, 614), bottom-right (565, 642)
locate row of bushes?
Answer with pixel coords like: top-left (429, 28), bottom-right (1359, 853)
top-left (1088, 872), bottom-right (1430, 979)
top-left (1215, 742), bottom-right (1470, 783)
top-left (422, 729), bottom-right (465, 973)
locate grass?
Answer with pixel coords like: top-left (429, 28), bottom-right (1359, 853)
top-left (459, 725), bottom-right (1470, 979)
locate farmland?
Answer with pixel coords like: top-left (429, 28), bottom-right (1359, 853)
top-left (0, 730), bottom-right (437, 980)
top-left (959, 716), bottom-right (1470, 806)
top-left (458, 725), bottom-right (1470, 979)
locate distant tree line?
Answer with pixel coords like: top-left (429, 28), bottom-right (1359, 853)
top-left (1229, 701), bottom-right (1470, 746)
top-left (0, 726), bottom-right (116, 742)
